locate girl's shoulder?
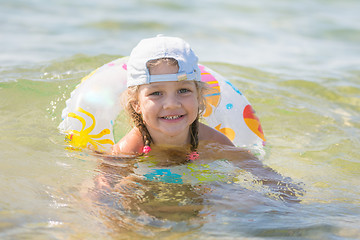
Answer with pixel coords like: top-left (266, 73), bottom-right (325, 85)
top-left (198, 123), bottom-right (235, 146)
top-left (112, 128), bottom-right (144, 155)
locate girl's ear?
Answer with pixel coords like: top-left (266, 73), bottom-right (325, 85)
top-left (131, 101), bottom-right (141, 114)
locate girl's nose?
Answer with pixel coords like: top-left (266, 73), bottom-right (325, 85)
top-left (163, 95), bottom-right (181, 109)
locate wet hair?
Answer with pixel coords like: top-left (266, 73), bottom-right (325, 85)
top-left (122, 58), bottom-right (211, 153)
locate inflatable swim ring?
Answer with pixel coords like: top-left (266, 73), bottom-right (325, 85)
top-left (59, 57), bottom-right (266, 152)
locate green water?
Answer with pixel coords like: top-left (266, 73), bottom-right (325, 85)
top-left (1, 54), bottom-right (359, 239)
top-left (1, 0), bottom-right (360, 239)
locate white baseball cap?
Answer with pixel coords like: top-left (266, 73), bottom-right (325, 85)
top-left (127, 35), bottom-right (201, 87)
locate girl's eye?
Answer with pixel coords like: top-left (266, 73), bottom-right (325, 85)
top-left (149, 91), bottom-right (161, 96)
top-left (179, 88), bottom-right (190, 94)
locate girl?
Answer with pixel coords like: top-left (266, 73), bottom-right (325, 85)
top-left (83, 37), bottom-right (302, 232)
top-left (111, 36), bottom-right (234, 157)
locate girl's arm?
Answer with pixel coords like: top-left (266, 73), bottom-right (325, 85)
top-left (111, 127), bottom-right (144, 155)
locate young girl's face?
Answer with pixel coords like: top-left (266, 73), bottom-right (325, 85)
top-left (133, 62), bottom-right (199, 144)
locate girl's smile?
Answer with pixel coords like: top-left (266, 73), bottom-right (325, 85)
top-left (161, 115), bottom-right (184, 120)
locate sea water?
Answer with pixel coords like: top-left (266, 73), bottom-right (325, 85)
top-left (1, 0), bottom-right (360, 239)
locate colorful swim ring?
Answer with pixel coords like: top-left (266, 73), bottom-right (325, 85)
top-left (59, 57), bottom-right (266, 152)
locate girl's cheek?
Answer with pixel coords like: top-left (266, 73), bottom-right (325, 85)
top-left (143, 101), bottom-right (158, 110)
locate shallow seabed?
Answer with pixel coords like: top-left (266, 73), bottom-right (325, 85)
top-left (1, 0), bottom-right (360, 239)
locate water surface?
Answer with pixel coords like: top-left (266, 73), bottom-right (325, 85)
top-left (1, 0), bottom-right (360, 239)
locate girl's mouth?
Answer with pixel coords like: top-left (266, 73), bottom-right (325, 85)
top-left (161, 115), bottom-right (183, 120)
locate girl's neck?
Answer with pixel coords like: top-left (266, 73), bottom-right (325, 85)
top-left (146, 127), bottom-right (191, 147)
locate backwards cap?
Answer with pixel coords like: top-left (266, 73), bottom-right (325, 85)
top-left (127, 35), bottom-right (201, 87)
